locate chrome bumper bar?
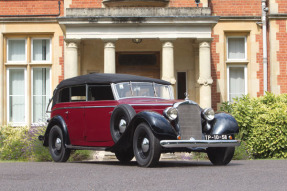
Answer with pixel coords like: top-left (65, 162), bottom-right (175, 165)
top-left (160, 140), bottom-right (241, 148)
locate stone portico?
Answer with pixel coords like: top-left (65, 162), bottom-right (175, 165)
top-left (59, 8), bottom-right (218, 108)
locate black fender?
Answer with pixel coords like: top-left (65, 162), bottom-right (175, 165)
top-left (107, 111), bottom-right (177, 152)
top-left (210, 113), bottom-right (239, 135)
top-left (43, 115), bottom-right (70, 147)
top-left (130, 111), bottom-right (177, 140)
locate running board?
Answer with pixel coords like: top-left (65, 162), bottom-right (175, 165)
top-left (160, 140), bottom-right (240, 148)
top-left (65, 145), bottom-right (107, 151)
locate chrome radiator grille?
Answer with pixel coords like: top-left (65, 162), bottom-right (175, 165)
top-left (177, 104), bottom-right (202, 140)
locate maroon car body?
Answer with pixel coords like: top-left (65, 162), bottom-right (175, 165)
top-left (40, 73), bottom-right (240, 167)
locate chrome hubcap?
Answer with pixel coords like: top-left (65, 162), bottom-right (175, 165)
top-left (119, 119), bottom-right (127, 134)
top-left (141, 138), bottom-right (150, 153)
top-left (55, 138), bottom-right (62, 151)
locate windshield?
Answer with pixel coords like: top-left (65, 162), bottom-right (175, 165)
top-left (114, 82), bottom-right (173, 99)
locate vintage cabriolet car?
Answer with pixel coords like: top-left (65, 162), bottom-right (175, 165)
top-left (40, 73), bottom-right (240, 167)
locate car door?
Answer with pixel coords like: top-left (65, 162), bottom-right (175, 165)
top-left (63, 86), bottom-right (86, 146)
top-left (84, 85), bottom-right (117, 143)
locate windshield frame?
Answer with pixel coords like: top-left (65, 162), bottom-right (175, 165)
top-left (111, 82), bottom-right (174, 100)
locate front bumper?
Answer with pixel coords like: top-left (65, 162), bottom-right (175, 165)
top-left (160, 140), bottom-right (240, 148)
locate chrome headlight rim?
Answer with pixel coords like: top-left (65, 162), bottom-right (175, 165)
top-left (163, 107), bottom-right (178, 121)
top-left (202, 108), bottom-right (215, 121)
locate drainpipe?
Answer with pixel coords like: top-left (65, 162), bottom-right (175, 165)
top-left (262, 0), bottom-right (268, 94)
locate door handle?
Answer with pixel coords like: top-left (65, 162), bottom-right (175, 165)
top-left (65, 111), bottom-right (69, 114)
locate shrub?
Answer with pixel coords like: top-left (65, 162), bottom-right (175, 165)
top-left (0, 125), bottom-right (93, 162)
top-left (0, 126), bottom-right (30, 160)
top-left (220, 93), bottom-right (287, 159)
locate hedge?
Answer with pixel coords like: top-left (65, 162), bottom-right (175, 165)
top-left (220, 92), bottom-right (287, 159)
top-left (0, 125), bottom-right (92, 162)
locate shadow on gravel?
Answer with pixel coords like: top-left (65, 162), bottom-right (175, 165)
top-left (72, 160), bottom-right (242, 168)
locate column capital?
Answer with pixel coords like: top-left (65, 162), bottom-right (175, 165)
top-left (104, 41), bottom-right (116, 48)
top-left (197, 77), bottom-right (213, 86)
top-left (65, 40), bottom-right (80, 48)
top-left (199, 41), bottom-right (210, 48)
top-left (162, 41), bottom-right (174, 48)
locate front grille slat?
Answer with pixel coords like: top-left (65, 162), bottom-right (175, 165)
top-left (177, 104), bottom-right (202, 140)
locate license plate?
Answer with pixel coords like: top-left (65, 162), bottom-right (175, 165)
top-left (205, 134), bottom-right (228, 140)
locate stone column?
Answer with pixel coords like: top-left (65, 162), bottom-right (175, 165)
top-left (104, 41), bottom-right (116, 73)
top-left (197, 41), bottom-right (213, 108)
top-left (161, 41), bottom-right (176, 84)
top-left (65, 41), bottom-right (79, 79)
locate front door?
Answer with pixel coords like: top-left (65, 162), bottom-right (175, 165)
top-left (116, 52), bottom-right (160, 79)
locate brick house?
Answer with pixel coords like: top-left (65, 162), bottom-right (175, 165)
top-left (0, 0), bottom-right (286, 126)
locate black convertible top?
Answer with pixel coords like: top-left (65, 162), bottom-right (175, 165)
top-left (56, 73), bottom-right (171, 89)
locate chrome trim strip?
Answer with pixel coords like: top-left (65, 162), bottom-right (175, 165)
top-left (65, 145), bottom-right (107, 151)
top-left (160, 140), bottom-right (241, 148)
top-left (111, 83), bottom-right (120, 100)
top-left (173, 100), bottom-right (198, 108)
top-left (52, 105), bottom-right (117, 111)
top-left (130, 103), bottom-right (173, 106)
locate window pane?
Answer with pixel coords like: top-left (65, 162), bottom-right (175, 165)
top-left (32, 68), bottom-right (51, 123)
top-left (228, 38), bottom-right (245, 60)
top-left (8, 39), bottom-right (26, 62)
top-left (33, 39), bottom-right (50, 61)
top-left (88, 85), bottom-right (114, 101)
top-left (9, 69), bottom-right (25, 123)
top-left (71, 86), bottom-right (86, 101)
top-left (229, 67), bottom-right (245, 101)
top-left (59, 88), bottom-right (70, 103)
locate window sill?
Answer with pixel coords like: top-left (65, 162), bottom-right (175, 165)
top-left (5, 62), bottom-right (28, 66)
top-left (226, 60), bottom-right (249, 64)
top-left (30, 62), bottom-right (52, 65)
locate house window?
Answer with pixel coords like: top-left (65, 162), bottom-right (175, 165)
top-left (32, 68), bottom-right (51, 123)
top-left (227, 37), bottom-right (246, 61)
top-left (5, 36), bottom-right (52, 125)
top-left (7, 39), bottom-right (27, 62)
top-left (227, 65), bottom-right (247, 102)
top-left (7, 68), bottom-right (27, 124)
top-left (32, 39), bottom-right (51, 62)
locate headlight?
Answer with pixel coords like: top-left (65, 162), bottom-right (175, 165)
top-left (164, 107), bottom-right (178, 121)
top-left (202, 108), bottom-right (215, 121)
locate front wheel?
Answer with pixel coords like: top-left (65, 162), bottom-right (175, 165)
top-left (48, 125), bottom-right (71, 162)
top-left (207, 147), bottom-right (235, 165)
top-left (133, 123), bottom-right (161, 167)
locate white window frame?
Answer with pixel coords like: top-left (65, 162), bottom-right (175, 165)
top-left (7, 68), bottom-right (27, 126)
top-left (31, 67), bottom-right (52, 124)
top-left (226, 36), bottom-right (247, 61)
top-left (7, 38), bottom-right (27, 64)
top-left (227, 65), bottom-right (248, 102)
top-left (31, 38), bottom-right (52, 63)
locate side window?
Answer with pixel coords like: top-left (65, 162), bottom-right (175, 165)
top-left (88, 85), bottom-right (114, 101)
top-left (59, 88), bottom-right (70, 103)
top-left (71, 86), bottom-right (86, 101)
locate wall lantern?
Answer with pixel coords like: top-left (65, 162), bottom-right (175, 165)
top-left (132, 38), bottom-right (142, 44)
top-left (195, 0), bottom-right (200, 7)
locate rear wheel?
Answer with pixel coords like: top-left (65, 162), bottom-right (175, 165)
top-left (48, 125), bottom-right (71, 162)
top-left (133, 123), bottom-right (161, 167)
top-left (207, 147), bottom-right (235, 165)
top-left (115, 148), bottom-right (134, 163)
